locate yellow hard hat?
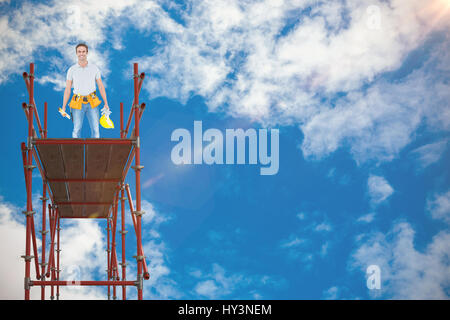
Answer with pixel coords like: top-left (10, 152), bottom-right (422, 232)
top-left (100, 114), bottom-right (114, 129)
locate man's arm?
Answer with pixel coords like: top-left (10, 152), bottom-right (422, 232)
top-left (61, 80), bottom-right (72, 112)
top-left (96, 78), bottom-right (109, 110)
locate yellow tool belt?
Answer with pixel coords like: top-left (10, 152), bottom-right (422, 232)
top-left (69, 91), bottom-right (101, 110)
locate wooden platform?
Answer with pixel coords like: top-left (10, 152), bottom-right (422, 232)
top-left (35, 139), bottom-right (133, 218)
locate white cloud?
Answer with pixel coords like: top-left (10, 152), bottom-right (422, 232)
top-left (367, 175), bottom-right (394, 205)
top-left (296, 212), bottom-right (306, 220)
top-left (142, 1), bottom-right (444, 99)
top-left (0, 1), bottom-right (105, 83)
top-left (99, 195), bottom-right (178, 299)
top-left (57, 219), bottom-right (106, 299)
top-left (124, 198), bottom-right (169, 227)
top-left (427, 190), bottom-right (450, 224)
top-left (322, 286), bottom-right (339, 300)
top-left (357, 212), bottom-right (376, 224)
top-left (300, 81), bottom-right (423, 162)
top-left (190, 263), bottom-right (283, 299)
top-left (314, 222), bottom-right (332, 232)
top-left (0, 197), bottom-right (40, 299)
top-left (350, 222), bottom-right (450, 299)
top-left (122, 198), bottom-right (171, 243)
top-left (35, 74), bottom-right (66, 92)
top-left (141, 238), bottom-right (182, 299)
top-left (300, 30), bottom-right (450, 162)
top-left (0, 195), bottom-right (106, 300)
top-left (60, 196), bottom-right (175, 299)
top-left (320, 241), bottom-right (329, 257)
top-left (280, 213), bottom-right (333, 264)
top-left (410, 139), bottom-right (448, 170)
top-left (0, 190), bottom-right (177, 300)
top-left (136, 0), bottom-right (450, 163)
top-left (0, 0), bottom-right (177, 87)
top-left (192, 263), bottom-right (249, 299)
top-left (59, 220), bottom-right (105, 269)
top-left (188, 268), bottom-right (203, 278)
top-left (1, 0), bottom-right (449, 164)
top-left (194, 279), bottom-right (220, 298)
top-left (280, 235), bottom-right (305, 248)
top-left (125, 198), bottom-right (180, 299)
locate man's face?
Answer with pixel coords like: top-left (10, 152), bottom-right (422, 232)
top-left (76, 46), bottom-right (88, 61)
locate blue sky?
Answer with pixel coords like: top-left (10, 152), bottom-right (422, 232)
top-left (0, 0), bottom-right (449, 300)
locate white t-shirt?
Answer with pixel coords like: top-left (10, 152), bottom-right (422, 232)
top-left (66, 62), bottom-right (101, 95)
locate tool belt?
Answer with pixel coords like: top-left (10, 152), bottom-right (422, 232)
top-left (69, 91), bottom-right (101, 110)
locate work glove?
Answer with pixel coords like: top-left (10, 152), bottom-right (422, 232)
top-left (100, 106), bottom-right (111, 117)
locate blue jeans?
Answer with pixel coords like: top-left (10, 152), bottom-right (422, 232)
top-left (72, 104), bottom-right (100, 138)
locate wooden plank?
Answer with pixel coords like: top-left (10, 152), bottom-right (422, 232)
top-left (85, 144), bottom-right (112, 179)
top-left (101, 182), bottom-right (117, 203)
top-left (106, 144), bottom-right (132, 179)
top-left (58, 204), bottom-right (74, 218)
top-left (61, 144), bottom-right (84, 179)
top-left (68, 205), bottom-right (84, 218)
top-left (48, 181), bottom-right (68, 202)
top-left (36, 140), bottom-right (134, 219)
top-left (84, 183), bottom-right (103, 202)
top-left (66, 182), bottom-right (84, 202)
top-left (36, 144), bottom-right (65, 179)
top-left (85, 144), bottom-right (110, 204)
top-left (84, 182), bottom-right (117, 203)
top-left (85, 205), bottom-right (109, 218)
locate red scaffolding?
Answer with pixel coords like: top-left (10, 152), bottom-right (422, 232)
top-left (20, 62), bottom-right (149, 300)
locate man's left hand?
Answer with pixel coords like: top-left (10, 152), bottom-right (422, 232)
top-left (101, 105), bottom-right (111, 116)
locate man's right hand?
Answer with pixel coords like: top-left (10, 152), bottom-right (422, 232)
top-left (59, 107), bottom-right (70, 119)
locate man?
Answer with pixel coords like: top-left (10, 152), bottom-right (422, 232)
top-left (61, 43), bottom-right (109, 138)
